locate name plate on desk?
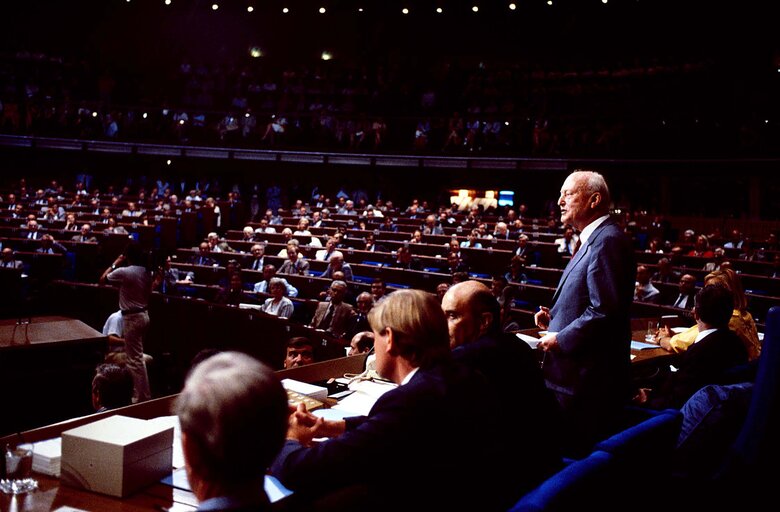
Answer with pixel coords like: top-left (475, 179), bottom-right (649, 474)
top-left (60, 415), bottom-right (173, 498)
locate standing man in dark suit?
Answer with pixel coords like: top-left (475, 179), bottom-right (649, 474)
top-left (535, 170), bottom-right (636, 454)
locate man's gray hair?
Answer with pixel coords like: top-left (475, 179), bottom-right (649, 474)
top-left (572, 170), bottom-right (611, 208)
top-left (175, 352), bottom-right (288, 486)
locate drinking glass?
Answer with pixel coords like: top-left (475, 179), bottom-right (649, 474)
top-left (0, 444), bottom-right (38, 494)
top-left (645, 321), bottom-right (659, 343)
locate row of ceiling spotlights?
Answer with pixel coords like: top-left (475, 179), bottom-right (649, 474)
top-left (124, 2), bottom-right (618, 11)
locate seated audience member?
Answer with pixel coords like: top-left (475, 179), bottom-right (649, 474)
top-left (284, 337), bottom-right (316, 369)
top-left (657, 269), bottom-right (760, 361)
top-left (345, 291), bottom-right (374, 340)
top-left (213, 272), bottom-right (245, 306)
top-left (348, 331), bottom-right (375, 356)
top-left (91, 363), bottom-right (133, 412)
top-left (253, 264), bottom-right (298, 297)
top-left (492, 221), bottom-right (513, 240)
top-left (319, 250), bottom-right (353, 282)
top-left (490, 275), bottom-right (509, 306)
top-left (514, 233), bottom-right (532, 259)
top-left (1, 247), bottom-right (23, 269)
top-left (441, 281), bottom-right (562, 487)
top-left (207, 232), bottom-right (234, 253)
top-left (666, 273), bottom-right (697, 310)
top-left (104, 217), bottom-right (128, 235)
top-left (738, 238), bottom-right (764, 262)
top-left (256, 218), bottom-right (276, 234)
top-left (444, 251), bottom-right (469, 274)
top-left (71, 224), bottom-right (98, 243)
top-left (156, 256), bottom-right (194, 295)
top-left (35, 234), bottom-right (68, 255)
top-left (634, 264), bottom-right (661, 303)
top-left (651, 257), bottom-right (682, 284)
top-left (554, 226), bottom-right (580, 256)
top-left (315, 237), bottom-right (338, 261)
top-left (460, 229), bottom-right (484, 249)
top-left (191, 242), bottom-right (217, 266)
top-left (370, 278), bottom-right (388, 302)
top-left (261, 277), bottom-right (294, 319)
top-left (310, 280), bottom-right (353, 338)
top-left (278, 243), bottom-right (310, 276)
top-left (688, 234), bottom-right (715, 259)
top-left (102, 310), bottom-right (154, 366)
top-left (505, 255), bottom-right (529, 284)
top-left (271, 289), bottom-right (526, 510)
top-left (391, 245), bottom-right (421, 271)
top-left (246, 243), bottom-right (266, 271)
top-left (241, 225), bottom-right (257, 242)
top-left (636, 285), bottom-right (748, 410)
top-left (499, 288), bottom-right (522, 332)
top-left (63, 213), bottom-right (79, 231)
top-left (175, 352), bottom-right (289, 511)
top-left (704, 247), bottom-right (728, 272)
top-left (363, 233), bottom-right (387, 253)
top-left (21, 219), bottom-right (44, 240)
top-left (276, 230), bottom-right (295, 257)
top-left (435, 282), bottom-right (450, 302)
top-left (451, 271), bottom-right (470, 284)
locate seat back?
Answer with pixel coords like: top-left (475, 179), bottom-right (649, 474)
top-left (508, 450), bottom-right (617, 512)
top-left (720, 305), bottom-right (780, 476)
top-left (594, 408), bottom-right (683, 468)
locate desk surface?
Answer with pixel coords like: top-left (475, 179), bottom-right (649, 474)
top-left (0, 356), bottom-right (367, 512)
top-left (0, 316), bottom-right (104, 349)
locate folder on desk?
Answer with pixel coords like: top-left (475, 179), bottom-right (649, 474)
top-left (631, 340), bottom-right (660, 350)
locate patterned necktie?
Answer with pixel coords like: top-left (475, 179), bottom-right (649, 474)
top-left (572, 238), bottom-right (582, 256)
top-left (320, 304), bottom-right (334, 329)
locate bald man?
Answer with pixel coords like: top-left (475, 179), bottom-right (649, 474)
top-left (441, 280), bottom-right (562, 489)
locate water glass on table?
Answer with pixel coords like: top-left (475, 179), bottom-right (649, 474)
top-left (645, 321), bottom-right (659, 343)
top-left (0, 443), bottom-right (38, 495)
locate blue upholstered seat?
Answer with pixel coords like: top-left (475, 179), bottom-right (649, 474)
top-left (508, 450), bottom-right (617, 512)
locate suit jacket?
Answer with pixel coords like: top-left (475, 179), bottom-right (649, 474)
top-left (310, 301), bottom-right (353, 338)
top-left (191, 254), bottom-right (217, 266)
top-left (270, 362), bottom-right (526, 510)
top-left (20, 229), bottom-right (44, 240)
top-left (670, 291), bottom-right (696, 310)
top-left (71, 234), bottom-right (97, 243)
top-left (545, 217), bottom-right (636, 437)
top-left (278, 258), bottom-right (310, 276)
top-left (649, 328), bottom-right (748, 410)
top-left (1, 260), bottom-right (24, 269)
top-left (452, 332), bottom-right (563, 486)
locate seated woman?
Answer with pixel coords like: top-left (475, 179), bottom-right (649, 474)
top-left (261, 277), bottom-right (294, 319)
top-left (656, 268), bottom-right (760, 361)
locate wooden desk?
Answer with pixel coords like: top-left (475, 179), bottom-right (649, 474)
top-left (0, 357), bottom-right (366, 512)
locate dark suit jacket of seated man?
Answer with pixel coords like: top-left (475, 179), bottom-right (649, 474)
top-left (270, 289), bottom-right (526, 511)
top-left (644, 284), bottom-right (749, 410)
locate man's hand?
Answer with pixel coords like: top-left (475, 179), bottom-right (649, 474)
top-left (535, 306), bottom-right (551, 330)
top-left (286, 403), bottom-right (346, 445)
top-left (538, 331), bottom-right (559, 353)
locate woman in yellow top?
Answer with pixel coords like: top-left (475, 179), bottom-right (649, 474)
top-left (658, 268), bottom-right (761, 360)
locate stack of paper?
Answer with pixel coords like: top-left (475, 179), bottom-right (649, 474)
top-left (516, 332), bottom-right (542, 349)
top-left (330, 379), bottom-right (397, 416)
top-left (281, 379), bottom-right (329, 401)
top-left (21, 438), bottom-right (62, 476)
